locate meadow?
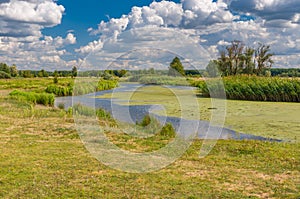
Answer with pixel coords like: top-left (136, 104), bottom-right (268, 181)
top-left (0, 77), bottom-right (299, 198)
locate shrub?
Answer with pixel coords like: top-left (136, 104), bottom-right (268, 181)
top-left (58, 103), bottom-right (65, 110)
top-left (159, 123), bottom-right (176, 138)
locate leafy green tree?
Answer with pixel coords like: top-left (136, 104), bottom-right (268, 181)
top-left (205, 60), bottom-right (220, 77)
top-left (214, 41), bottom-right (273, 76)
top-left (21, 70), bottom-right (34, 78)
top-left (0, 63), bottom-right (10, 74)
top-left (53, 70), bottom-right (59, 84)
top-left (255, 43), bottom-right (274, 75)
top-left (241, 47), bottom-right (255, 74)
top-left (226, 40), bottom-right (245, 75)
top-left (10, 64), bottom-right (18, 77)
top-left (37, 70), bottom-right (44, 77)
top-left (0, 71), bottom-right (11, 79)
top-left (101, 71), bottom-right (113, 80)
top-left (168, 57), bottom-right (185, 76)
top-left (71, 66), bottom-right (78, 78)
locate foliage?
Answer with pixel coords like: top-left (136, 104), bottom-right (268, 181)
top-left (195, 76), bottom-right (300, 102)
top-left (0, 71), bottom-right (11, 79)
top-left (45, 79), bottom-right (118, 96)
top-left (168, 57), bottom-right (185, 76)
top-left (71, 66), bottom-right (78, 78)
top-left (97, 79), bottom-right (118, 91)
top-left (53, 70), bottom-right (59, 84)
top-left (45, 84), bottom-right (73, 96)
top-left (270, 68), bottom-right (300, 77)
top-left (213, 41), bottom-right (274, 76)
top-left (138, 75), bottom-right (190, 86)
top-left (0, 63), bottom-right (18, 78)
top-left (9, 90), bottom-right (55, 106)
top-left (205, 60), bottom-right (220, 77)
top-left (159, 123), bottom-right (176, 137)
top-left (20, 70), bottom-right (34, 78)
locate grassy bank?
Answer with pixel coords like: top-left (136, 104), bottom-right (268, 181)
top-left (193, 76), bottom-right (300, 102)
top-left (0, 78), bottom-right (118, 97)
top-left (0, 95), bottom-right (299, 198)
top-left (0, 78), bottom-right (72, 92)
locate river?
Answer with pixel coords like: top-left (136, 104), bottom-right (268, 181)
top-left (55, 83), bottom-right (281, 142)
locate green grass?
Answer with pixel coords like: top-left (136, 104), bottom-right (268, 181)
top-left (9, 90), bottom-right (55, 106)
top-left (192, 76), bottom-right (300, 102)
top-left (0, 77), bottom-right (73, 92)
top-left (98, 84), bottom-right (300, 142)
top-left (137, 75), bottom-right (191, 86)
top-left (0, 96), bottom-right (299, 198)
top-left (0, 78), bottom-right (299, 198)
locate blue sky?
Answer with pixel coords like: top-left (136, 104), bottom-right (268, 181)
top-left (43, 0), bottom-right (180, 49)
top-left (0, 0), bottom-right (300, 70)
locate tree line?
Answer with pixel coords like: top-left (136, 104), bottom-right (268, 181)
top-left (0, 63), bottom-right (129, 79)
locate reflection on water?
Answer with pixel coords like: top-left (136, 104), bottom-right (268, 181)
top-left (55, 83), bottom-right (281, 142)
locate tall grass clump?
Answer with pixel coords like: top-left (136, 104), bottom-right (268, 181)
top-left (195, 76), bottom-right (300, 102)
top-left (46, 80), bottom-right (118, 96)
top-left (138, 75), bottom-right (190, 86)
top-left (9, 90), bottom-right (55, 106)
top-left (45, 84), bottom-right (73, 96)
top-left (97, 80), bottom-right (118, 91)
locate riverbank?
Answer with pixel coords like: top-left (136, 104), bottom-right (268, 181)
top-left (0, 95), bottom-right (299, 198)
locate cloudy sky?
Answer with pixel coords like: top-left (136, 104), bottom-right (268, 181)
top-left (1, 0), bottom-right (300, 70)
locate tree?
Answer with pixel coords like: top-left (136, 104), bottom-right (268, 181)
top-left (0, 71), bottom-right (11, 79)
top-left (205, 60), bottom-right (220, 77)
top-left (0, 63), bottom-right (10, 74)
top-left (10, 64), bottom-right (18, 77)
top-left (255, 43), bottom-right (274, 75)
top-left (226, 40), bottom-right (245, 75)
top-left (168, 57), bottom-right (185, 76)
top-left (71, 66), bottom-right (78, 78)
top-left (214, 41), bottom-right (273, 76)
top-left (242, 47), bottom-right (255, 74)
top-left (53, 70), bottom-right (59, 83)
top-left (21, 70), bottom-right (34, 78)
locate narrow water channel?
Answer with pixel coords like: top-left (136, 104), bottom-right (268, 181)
top-left (55, 83), bottom-right (281, 142)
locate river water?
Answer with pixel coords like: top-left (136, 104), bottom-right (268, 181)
top-left (55, 83), bottom-right (281, 142)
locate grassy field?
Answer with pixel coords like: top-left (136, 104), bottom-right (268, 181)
top-left (98, 84), bottom-right (300, 142)
top-left (0, 78), bottom-right (73, 93)
top-left (0, 78), bottom-right (299, 198)
top-left (0, 97), bottom-right (299, 198)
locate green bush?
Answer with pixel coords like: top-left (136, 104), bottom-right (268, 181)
top-left (9, 90), bottom-right (55, 106)
top-left (159, 123), bottom-right (176, 138)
